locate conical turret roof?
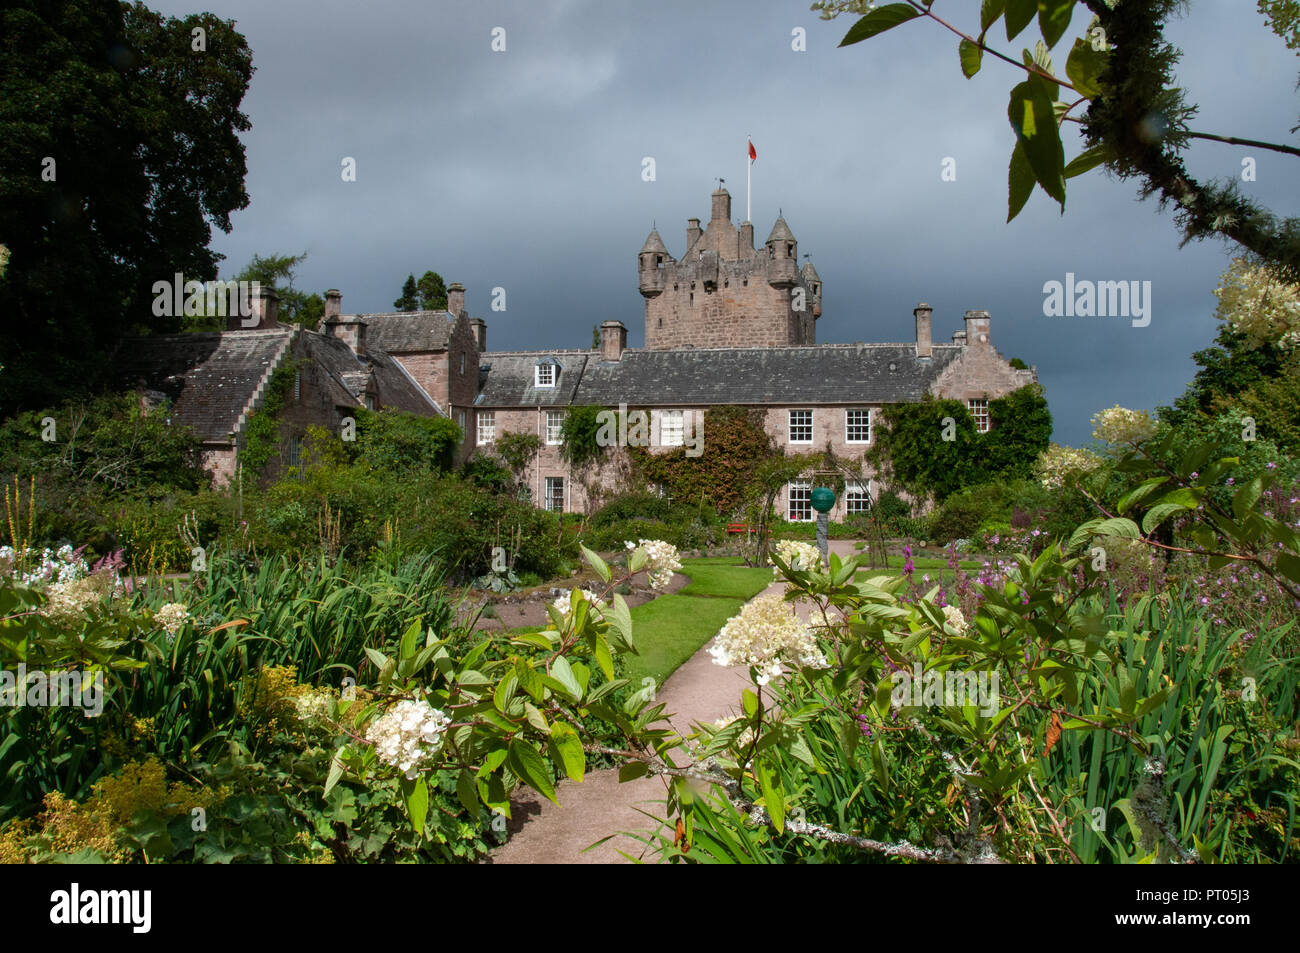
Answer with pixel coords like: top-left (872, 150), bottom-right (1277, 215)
top-left (640, 229), bottom-right (669, 255)
top-left (766, 217), bottom-right (795, 243)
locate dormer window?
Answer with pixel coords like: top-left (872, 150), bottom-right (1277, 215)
top-left (535, 360), bottom-right (558, 388)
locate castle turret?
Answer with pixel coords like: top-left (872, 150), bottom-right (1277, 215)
top-left (638, 229), bottom-right (670, 298)
top-left (765, 217), bottom-right (797, 288)
top-left (800, 261), bottom-right (822, 318)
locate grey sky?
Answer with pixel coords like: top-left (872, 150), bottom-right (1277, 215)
top-left (151, 0), bottom-right (1299, 445)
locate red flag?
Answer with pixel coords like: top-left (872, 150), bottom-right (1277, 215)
top-left (748, 139), bottom-right (757, 161)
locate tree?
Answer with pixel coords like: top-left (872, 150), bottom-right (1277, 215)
top-left (394, 274), bottom-right (418, 312)
top-left (820, 0), bottom-right (1300, 281)
top-left (1159, 258), bottom-right (1300, 451)
top-left (0, 0), bottom-right (254, 412)
top-left (228, 252), bottom-right (321, 329)
top-left (416, 271), bottom-right (448, 311)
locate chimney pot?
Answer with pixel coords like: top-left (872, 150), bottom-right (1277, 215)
top-left (324, 289), bottom-right (342, 324)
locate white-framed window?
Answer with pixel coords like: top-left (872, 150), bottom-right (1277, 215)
top-left (477, 411), bottom-right (496, 445)
top-left (544, 476), bottom-right (564, 512)
top-left (788, 409), bottom-right (813, 444)
top-left (788, 480), bottom-right (812, 522)
top-left (968, 398), bottom-right (990, 434)
top-left (845, 479), bottom-right (872, 514)
top-left (363, 394), bottom-right (375, 411)
top-left (845, 408), bottom-right (871, 444)
top-left (535, 362), bottom-right (556, 388)
top-left (545, 409), bottom-right (565, 445)
top-left (658, 409), bottom-right (684, 447)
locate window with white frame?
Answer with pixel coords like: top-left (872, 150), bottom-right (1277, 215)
top-left (788, 409), bottom-right (813, 444)
top-left (545, 409), bottom-right (565, 445)
top-left (968, 398), bottom-right (990, 433)
top-left (845, 408), bottom-right (871, 443)
top-left (845, 479), bottom-right (872, 514)
top-left (544, 476), bottom-right (564, 512)
top-left (477, 411), bottom-right (496, 445)
top-left (659, 409), bottom-right (684, 446)
top-left (535, 362), bottom-right (556, 388)
top-left (788, 480), bottom-right (812, 522)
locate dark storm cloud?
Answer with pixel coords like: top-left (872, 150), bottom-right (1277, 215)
top-left (150, 0), bottom-right (1298, 445)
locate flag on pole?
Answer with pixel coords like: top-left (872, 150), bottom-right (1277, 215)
top-left (748, 139), bottom-right (757, 161)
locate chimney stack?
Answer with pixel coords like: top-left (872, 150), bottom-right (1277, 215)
top-left (469, 317), bottom-right (486, 351)
top-left (711, 188), bottom-right (731, 222)
top-left (740, 221), bottom-right (754, 250)
top-left (324, 289), bottom-right (342, 324)
top-left (964, 309), bottom-right (991, 347)
top-left (447, 282), bottom-right (466, 316)
top-left (231, 286), bottom-right (280, 330)
top-left (328, 319), bottom-right (366, 357)
top-left (600, 320), bottom-right (627, 361)
top-left (914, 302), bottom-right (933, 358)
top-left (686, 218), bottom-right (702, 251)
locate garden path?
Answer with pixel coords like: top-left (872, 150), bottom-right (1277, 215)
top-left (489, 542), bottom-right (860, 864)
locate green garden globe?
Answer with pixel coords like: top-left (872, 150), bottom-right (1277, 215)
top-left (811, 486), bottom-right (836, 513)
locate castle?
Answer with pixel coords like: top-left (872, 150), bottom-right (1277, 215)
top-left (118, 186), bottom-right (1036, 521)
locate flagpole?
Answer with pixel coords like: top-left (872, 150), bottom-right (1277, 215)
top-left (746, 136), bottom-right (752, 223)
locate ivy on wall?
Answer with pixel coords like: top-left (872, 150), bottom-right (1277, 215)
top-left (868, 384), bottom-right (1053, 503)
top-left (239, 359), bottom-right (306, 477)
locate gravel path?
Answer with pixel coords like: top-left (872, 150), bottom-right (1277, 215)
top-left (488, 542), bottom-right (866, 865)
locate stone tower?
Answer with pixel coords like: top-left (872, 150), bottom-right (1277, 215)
top-left (639, 187), bottom-right (821, 349)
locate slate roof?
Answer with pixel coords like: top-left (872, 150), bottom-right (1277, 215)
top-left (303, 333), bottom-right (442, 416)
top-left (348, 310), bottom-right (454, 353)
top-left (475, 351), bottom-right (590, 407)
top-left (114, 329), bottom-right (295, 442)
top-left (475, 344), bottom-right (963, 408)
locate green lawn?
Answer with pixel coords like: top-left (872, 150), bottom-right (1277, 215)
top-left (624, 557), bottom-right (773, 685)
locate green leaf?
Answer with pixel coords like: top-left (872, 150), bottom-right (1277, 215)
top-left (400, 776), bottom-right (429, 835)
top-left (593, 636), bottom-right (615, 681)
top-left (757, 759), bottom-right (785, 835)
top-left (1063, 142), bottom-right (1113, 178)
top-left (549, 722), bottom-right (586, 782)
top-left (1004, 0), bottom-right (1037, 40)
top-left (399, 618), bottom-right (421, 661)
top-left (514, 657), bottom-right (545, 702)
top-left (509, 739), bottom-right (558, 804)
top-left (1037, 0), bottom-right (1075, 49)
top-left (456, 769), bottom-right (479, 815)
top-left (549, 655), bottom-right (583, 702)
top-left (324, 748), bottom-right (347, 798)
top-left (1007, 141), bottom-right (1035, 221)
top-left (1142, 503), bottom-right (1190, 535)
top-left (981, 0), bottom-right (1007, 34)
top-left (618, 761), bottom-right (650, 782)
top-left (742, 689), bottom-right (760, 718)
top-left (839, 3), bottom-right (922, 47)
top-left (607, 592), bottom-right (635, 652)
top-left (1275, 551), bottom-right (1300, 585)
top-left (1232, 476), bottom-right (1265, 521)
top-left (1065, 36), bottom-right (1108, 98)
top-left (580, 543), bottom-right (612, 583)
top-left (1007, 77), bottom-right (1066, 208)
top-left (959, 38), bottom-right (983, 78)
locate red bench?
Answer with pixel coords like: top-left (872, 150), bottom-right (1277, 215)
top-left (726, 522), bottom-right (750, 536)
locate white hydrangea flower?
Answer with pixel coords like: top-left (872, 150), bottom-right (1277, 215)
top-left (629, 538), bottom-right (682, 590)
top-left (941, 604), bottom-right (967, 633)
top-left (364, 699), bottom-right (452, 779)
top-left (1034, 442), bottom-right (1102, 490)
top-left (551, 588), bottom-right (603, 618)
top-left (155, 602), bottom-right (191, 644)
top-left (773, 539), bottom-right (823, 577)
top-left (294, 688), bottom-right (333, 726)
top-left (708, 594), bottom-right (827, 685)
